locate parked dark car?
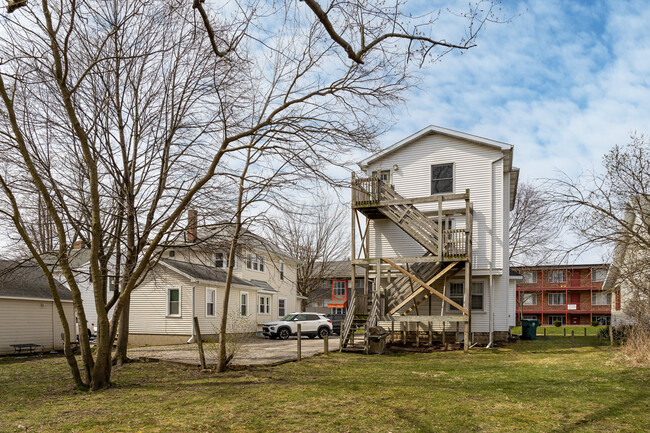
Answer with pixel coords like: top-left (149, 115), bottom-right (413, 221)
top-left (326, 314), bottom-right (346, 335)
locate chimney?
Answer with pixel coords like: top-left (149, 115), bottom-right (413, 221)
top-left (187, 209), bottom-right (198, 243)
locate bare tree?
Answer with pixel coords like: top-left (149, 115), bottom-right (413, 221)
top-left (272, 200), bottom-right (348, 308)
top-left (509, 181), bottom-right (565, 266)
top-left (551, 134), bottom-right (650, 327)
top-left (0, 0), bottom-right (497, 389)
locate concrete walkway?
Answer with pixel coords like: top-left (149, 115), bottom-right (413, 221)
top-left (128, 336), bottom-right (340, 367)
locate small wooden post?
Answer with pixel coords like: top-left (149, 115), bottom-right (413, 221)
top-left (571, 330), bottom-right (575, 348)
top-left (297, 324), bottom-right (302, 362)
top-left (609, 325), bottom-right (614, 346)
top-left (193, 317), bottom-right (207, 370)
top-left (442, 322), bottom-right (447, 345)
top-left (324, 334), bottom-right (329, 356)
top-left (563, 328), bottom-right (566, 337)
top-left (428, 322), bottom-right (433, 346)
top-left (416, 323), bottom-right (420, 347)
top-left (391, 321), bottom-right (395, 344)
top-left (584, 327), bottom-right (587, 337)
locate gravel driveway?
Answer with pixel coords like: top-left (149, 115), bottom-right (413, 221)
top-left (128, 336), bottom-right (340, 367)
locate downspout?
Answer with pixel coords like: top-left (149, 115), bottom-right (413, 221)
top-left (487, 156), bottom-right (504, 348)
top-left (187, 285), bottom-right (196, 343)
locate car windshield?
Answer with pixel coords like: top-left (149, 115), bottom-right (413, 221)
top-left (281, 314), bottom-right (296, 321)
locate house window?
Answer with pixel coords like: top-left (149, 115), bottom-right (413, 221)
top-left (167, 288), bottom-right (181, 317)
top-left (108, 276), bottom-right (116, 292)
top-left (548, 315), bottom-right (565, 325)
top-left (331, 307), bottom-right (347, 315)
top-left (471, 282), bottom-right (484, 311)
top-left (522, 314), bottom-right (538, 320)
top-left (259, 295), bottom-right (271, 314)
top-left (332, 280), bottom-right (347, 298)
top-left (592, 269), bottom-right (607, 282)
top-left (215, 252), bottom-right (228, 269)
top-left (448, 282), bottom-right (464, 311)
top-left (168, 250), bottom-right (175, 258)
top-left (522, 272), bottom-right (537, 284)
top-left (246, 254), bottom-right (264, 272)
top-left (372, 170), bottom-right (391, 184)
top-left (522, 293), bottom-right (537, 306)
top-left (548, 293), bottom-right (566, 305)
top-left (616, 290), bottom-right (621, 311)
top-left (279, 262), bottom-right (285, 281)
top-left (278, 298), bottom-right (286, 317)
top-left (592, 292), bottom-right (611, 306)
top-left (548, 270), bottom-right (566, 283)
top-left (240, 292), bottom-right (249, 316)
top-left (431, 163), bottom-right (453, 195)
top-left (206, 288), bottom-right (216, 317)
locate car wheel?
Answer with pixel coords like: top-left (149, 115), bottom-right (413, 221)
top-left (278, 328), bottom-right (290, 340)
top-left (318, 327), bottom-right (330, 339)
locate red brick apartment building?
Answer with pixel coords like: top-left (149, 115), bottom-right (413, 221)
top-left (512, 265), bottom-right (611, 326)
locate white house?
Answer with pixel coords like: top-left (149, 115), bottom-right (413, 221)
top-left (348, 125), bottom-right (519, 346)
top-left (0, 260), bottom-right (76, 354)
top-left (127, 222), bottom-right (302, 345)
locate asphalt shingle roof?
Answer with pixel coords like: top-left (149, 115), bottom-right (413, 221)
top-left (0, 260), bottom-right (72, 301)
top-left (161, 259), bottom-right (255, 287)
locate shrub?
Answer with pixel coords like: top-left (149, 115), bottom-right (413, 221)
top-left (591, 321), bottom-right (599, 327)
top-left (618, 325), bottom-right (650, 366)
top-left (205, 313), bottom-right (256, 368)
top-left (553, 321), bottom-right (562, 327)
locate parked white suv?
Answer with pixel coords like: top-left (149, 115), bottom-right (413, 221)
top-left (263, 313), bottom-right (332, 340)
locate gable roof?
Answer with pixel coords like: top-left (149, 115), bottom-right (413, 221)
top-left (359, 125), bottom-right (514, 170)
top-left (358, 125), bottom-right (519, 210)
top-left (159, 258), bottom-right (255, 287)
top-left (0, 260), bottom-right (72, 301)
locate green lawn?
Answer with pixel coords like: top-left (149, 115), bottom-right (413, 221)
top-left (511, 325), bottom-right (608, 336)
top-left (1, 338), bottom-right (648, 432)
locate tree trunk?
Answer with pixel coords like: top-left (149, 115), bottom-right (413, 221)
top-left (113, 292), bottom-right (131, 366)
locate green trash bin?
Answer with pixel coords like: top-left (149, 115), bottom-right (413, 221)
top-left (521, 319), bottom-right (539, 340)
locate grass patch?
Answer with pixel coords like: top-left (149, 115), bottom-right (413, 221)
top-left (511, 325), bottom-right (607, 336)
top-left (1, 339), bottom-right (648, 432)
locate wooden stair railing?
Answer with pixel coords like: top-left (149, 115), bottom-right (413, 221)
top-left (339, 293), bottom-right (357, 350)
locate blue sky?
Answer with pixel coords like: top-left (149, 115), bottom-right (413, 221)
top-left (374, 0), bottom-right (650, 182)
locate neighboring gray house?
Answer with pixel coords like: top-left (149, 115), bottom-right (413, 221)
top-left (0, 260), bottom-right (76, 354)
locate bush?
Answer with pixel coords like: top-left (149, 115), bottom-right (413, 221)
top-left (591, 321), bottom-right (599, 327)
top-left (553, 321), bottom-right (562, 327)
top-left (206, 313), bottom-right (256, 368)
top-left (618, 325), bottom-right (650, 366)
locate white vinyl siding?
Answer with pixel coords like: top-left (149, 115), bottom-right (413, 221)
top-left (0, 298), bottom-right (75, 355)
top-left (366, 134), bottom-right (505, 270)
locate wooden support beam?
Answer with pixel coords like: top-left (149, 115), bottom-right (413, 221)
top-left (385, 315), bottom-right (468, 323)
top-left (383, 259), bottom-right (467, 315)
top-left (352, 256), bottom-right (440, 265)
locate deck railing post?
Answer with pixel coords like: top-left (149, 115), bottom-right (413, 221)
top-left (437, 196), bottom-right (443, 261)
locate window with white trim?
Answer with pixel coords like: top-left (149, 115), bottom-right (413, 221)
top-left (278, 298), bottom-right (286, 317)
top-left (108, 276), bottom-right (116, 292)
top-left (240, 292), bottom-right (249, 316)
top-left (548, 270), bottom-right (566, 283)
top-left (592, 269), bottom-right (607, 282)
top-left (333, 280), bottom-right (346, 297)
top-left (548, 293), bottom-right (566, 305)
top-left (522, 272), bottom-right (537, 284)
top-left (167, 288), bottom-right (181, 317)
top-left (206, 288), bottom-right (216, 317)
top-left (448, 282), bottom-right (464, 311)
top-left (259, 295), bottom-right (271, 314)
top-left (215, 252), bottom-right (228, 269)
top-left (246, 254), bottom-right (265, 272)
top-left (592, 292), bottom-right (611, 306)
top-left (471, 282), bottom-right (484, 311)
top-left (548, 315), bottom-right (565, 325)
top-left (431, 163), bottom-right (453, 194)
top-left (522, 293), bottom-right (537, 306)
top-left (279, 262), bottom-right (285, 281)
top-left (331, 307), bottom-right (347, 315)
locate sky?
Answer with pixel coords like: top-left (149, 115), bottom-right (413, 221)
top-left (372, 0), bottom-right (650, 183)
top-left (344, 0), bottom-right (650, 263)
